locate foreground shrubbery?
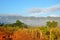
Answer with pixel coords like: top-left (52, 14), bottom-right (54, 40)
top-left (0, 27), bottom-right (60, 40)
top-left (0, 20), bottom-right (60, 40)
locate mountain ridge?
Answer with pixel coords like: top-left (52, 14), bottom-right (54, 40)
top-left (0, 16), bottom-right (60, 26)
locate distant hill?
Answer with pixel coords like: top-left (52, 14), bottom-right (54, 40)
top-left (0, 15), bottom-right (60, 26)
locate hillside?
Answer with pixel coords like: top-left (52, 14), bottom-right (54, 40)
top-left (0, 16), bottom-right (60, 26)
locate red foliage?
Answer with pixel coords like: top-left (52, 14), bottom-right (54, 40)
top-left (13, 29), bottom-right (47, 40)
top-left (13, 29), bottom-right (34, 40)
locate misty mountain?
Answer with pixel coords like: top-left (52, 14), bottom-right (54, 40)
top-left (0, 16), bottom-right (60, 26)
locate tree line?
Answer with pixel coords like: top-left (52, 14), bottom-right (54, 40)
top-left (0, 20), bottom-right (28, 28)
top-left (0, 20), bottom-right (58, 28)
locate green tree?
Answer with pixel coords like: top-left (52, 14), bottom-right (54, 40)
top-left (13, 20), bottom-right (28, 28)
top-left (13, 20), bottom-right (23, 27)
top-left (46, 21), bottom-right (58, 27)
top-left (46, 21), bottom-right (52, 27)
top-left (52, 21), bottom-right (58, 27)
top-left (0, 23), bottom-right (4, 26)
top-left (16, 20), bottom-right (22, 24)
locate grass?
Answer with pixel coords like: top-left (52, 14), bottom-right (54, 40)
top-left (0, 26), bottom-right (60, 40)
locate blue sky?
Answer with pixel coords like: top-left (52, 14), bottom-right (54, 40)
top-left (0, 0), bottom-right (60, 17)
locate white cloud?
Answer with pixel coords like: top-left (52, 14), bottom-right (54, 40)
top-left (28, 5), bottom-right (60, 13)
top-left (29, 13), bottom-right (41, 17)
top-left (28, 8), bottom-right (44, 13)
top-left (48, 14), bottom-right (59, 17)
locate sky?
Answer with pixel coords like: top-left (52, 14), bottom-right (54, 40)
top-left (0, 0), bottom-right (60, 17)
